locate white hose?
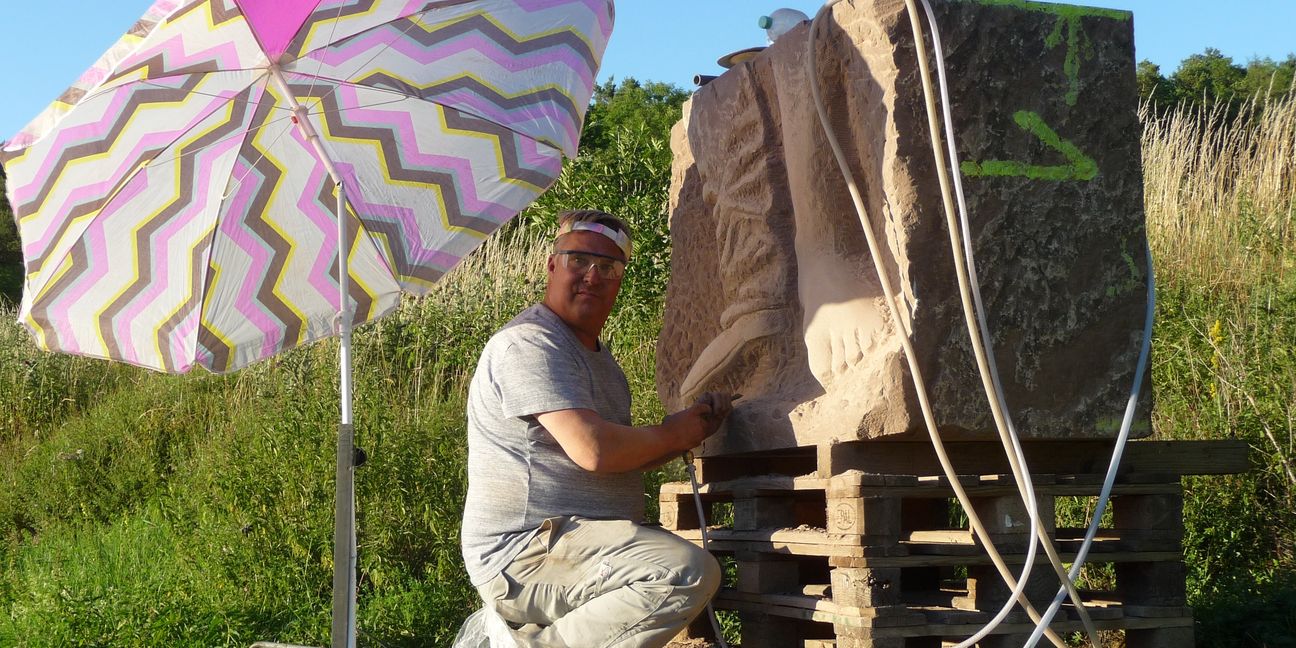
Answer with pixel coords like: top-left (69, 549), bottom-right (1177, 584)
top-left (908, 1), bottom-right (1156, 644)
top-left (809, 0), bottom-right (1159, 644)
top-left (1026, 250), bottom-right (1156, 647)
top-left (807, 3), bottom-right (1058, 646)
top-left (912, 0), bottom-right (1102, 643)
top-left (893, 2), bottom-right (1071, 642)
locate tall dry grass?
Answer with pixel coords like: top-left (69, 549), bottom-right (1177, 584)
top-left (1142, 89), bottom-right (1296, 291)
top-left (1142, 92), bottom-right (1296, 643)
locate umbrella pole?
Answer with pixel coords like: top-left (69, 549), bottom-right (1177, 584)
top-left (332, 179), bottom-right (358, 648)
top-left (267, 64), bottom-right (359, 648)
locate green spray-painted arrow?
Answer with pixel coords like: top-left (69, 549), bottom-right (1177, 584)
top-left (966, 0), bottom-right (1131, 105)
top-left (960, 110), bottom-right (1097, 182)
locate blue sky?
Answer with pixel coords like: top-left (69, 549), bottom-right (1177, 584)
top-left (2, 1), bottom-right (1294, 140)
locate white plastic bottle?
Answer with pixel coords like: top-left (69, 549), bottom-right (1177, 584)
top-left (758, 8), bottom-right (811, 44)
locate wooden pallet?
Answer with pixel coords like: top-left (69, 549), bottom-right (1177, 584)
top-left (663, 439), bottom-right (1250, 648)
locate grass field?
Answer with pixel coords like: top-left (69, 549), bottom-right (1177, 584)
top-left (0, 93), bottom-right (1293, 646)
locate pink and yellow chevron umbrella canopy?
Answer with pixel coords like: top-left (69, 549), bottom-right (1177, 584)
top-left (1, 0), bottom-right (614, 374)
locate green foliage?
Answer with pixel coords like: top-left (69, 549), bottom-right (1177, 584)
top-left (1141, 91), bottom-right (1296, 647)
top-left (1174, 48), bottom-right (1249, 104)
top-left (1137, 48), bottom-right (1296, 114)
top-left (1150, 281), bottom-right (1296, 647)
top-left (0, 166), bottom-right (22, 306)
top-left (1136, 60), bottom-right (1176, 106)
top-left (579, 78), bottom-right (691, 155)
top-left (1239, 54), bottom-right (1296, 99)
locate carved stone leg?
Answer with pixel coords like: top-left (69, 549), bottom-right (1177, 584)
top-left (681, 58), bottom-right (800, 402)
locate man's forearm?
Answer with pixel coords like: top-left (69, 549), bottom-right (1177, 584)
top-left (537, 406), bottom-right (722, 474)
top-left (633, 446), bottom-right (688, 472)
top-left (537, 409), bottom-right (695, 473)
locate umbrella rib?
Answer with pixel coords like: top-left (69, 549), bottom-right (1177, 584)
top-left (22, 82), bottom-right (270, 335)
top-left (128, 80), bottom-right (294, 174)
top-left (281, 73), bottom-right (569, 157)
top-left (298, 89), bottom-right (415, 116)
top-left (342, 11), bottom-right (427, 89)
top-left (134, 77), bottom-right (286, 108)
top-left (292, 11), bottom-right (429, 117)
top-left (219, 115), bottom-right (297, 201)
top-left (77, 68), bottom-right (270, 106)
top-left (282, 10), bottom-right (574, 154)
top-left (305, 1), bottom-right (348, 106)
top-left (144, 94), bottom-right (415, 174)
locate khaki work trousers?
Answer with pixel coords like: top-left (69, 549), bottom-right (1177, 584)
top-left (477, 516), bottom-right (722, 648)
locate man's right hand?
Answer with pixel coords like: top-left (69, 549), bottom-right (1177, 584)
top-left (662, 392), bottom-right (737, 450)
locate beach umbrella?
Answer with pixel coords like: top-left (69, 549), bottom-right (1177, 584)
top-left (0, 0), bottom-right (613, 645)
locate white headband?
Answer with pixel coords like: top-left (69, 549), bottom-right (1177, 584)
top-left (556, 220), bottom-right (632, 261)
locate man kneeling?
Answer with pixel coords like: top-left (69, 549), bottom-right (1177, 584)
top-left (461, 210), bottom-right (733, 647)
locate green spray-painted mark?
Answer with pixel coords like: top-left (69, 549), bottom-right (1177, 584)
top-left (964, 0), bottom-right (1130, 106)
top-left (964, 0), bottom-right (1131, 21)
top-left (1047, 15), bottom-right (1090, 105)
top-left (960, 111), bottom-right (1097, 181)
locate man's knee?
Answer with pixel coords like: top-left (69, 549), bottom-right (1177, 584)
top-left (676, 537), bottom-right (722, 599)
top-left (699, 549), bottom-right (722, 598)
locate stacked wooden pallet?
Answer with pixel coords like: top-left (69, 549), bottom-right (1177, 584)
top-left (661, 440), bottom-right (1251, 648)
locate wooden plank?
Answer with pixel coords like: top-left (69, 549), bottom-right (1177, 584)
top-left (831, 566), bottom-right (903, 608)
top-left (721, 589), bottom-right (1139, 623)
top-left (738, 612), bottom-right (805, 648)
top-left (661, 476), bottom-right (1181, 505)
top-left (905, 529), bottom-right (1182, 554)
top-left (735, 494), bottom-right (799, 531)
top-left (660, 474), bottom-right (824, 499)
top-left (1115, 492), bottom-right (1185, 531)
top-left (696, 451), bottom-right (817, 483)
top-left (828, 480), bottom-right (1183, 498)
top-left (715, 593), bottom-right (1194, 638)
top-left (659, 499), bottom-right (700, 531)
top-left (819, 440), bottom-right (1252, 478)
top-left (1117, 560), bottom-right (1188, 607)
top-left (1127, 625), bottom-right (1195, 648)
top-left (673, 527), bottom-right (1181, 554)
top-left (672, 528), bottom-right (1183, 566)
top-left (826, 495), bottom-right (901, 540)
top-left (737, 555), bottom-right (801, 594)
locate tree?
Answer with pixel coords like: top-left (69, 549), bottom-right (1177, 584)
top-left (1171, 48), bottom-right (1246, 104)
top-left (1237, 54), bottom-right (1296, 100)
top-left (578, 77), bottom-right (690, 155)
top-left (0, 165), bottom-right (21, 306)
top-left (1136, 60), bottom-right (1175, 106)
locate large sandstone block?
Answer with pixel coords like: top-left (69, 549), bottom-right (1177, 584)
top-left (658, 0), bottom-right (1153, 455)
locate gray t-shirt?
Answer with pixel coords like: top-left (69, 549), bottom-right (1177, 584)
top-left (461, 303), bottom-right (643, 586)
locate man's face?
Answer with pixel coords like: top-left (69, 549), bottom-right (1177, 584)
top-left (544, 229), bottom-right (625, 338)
